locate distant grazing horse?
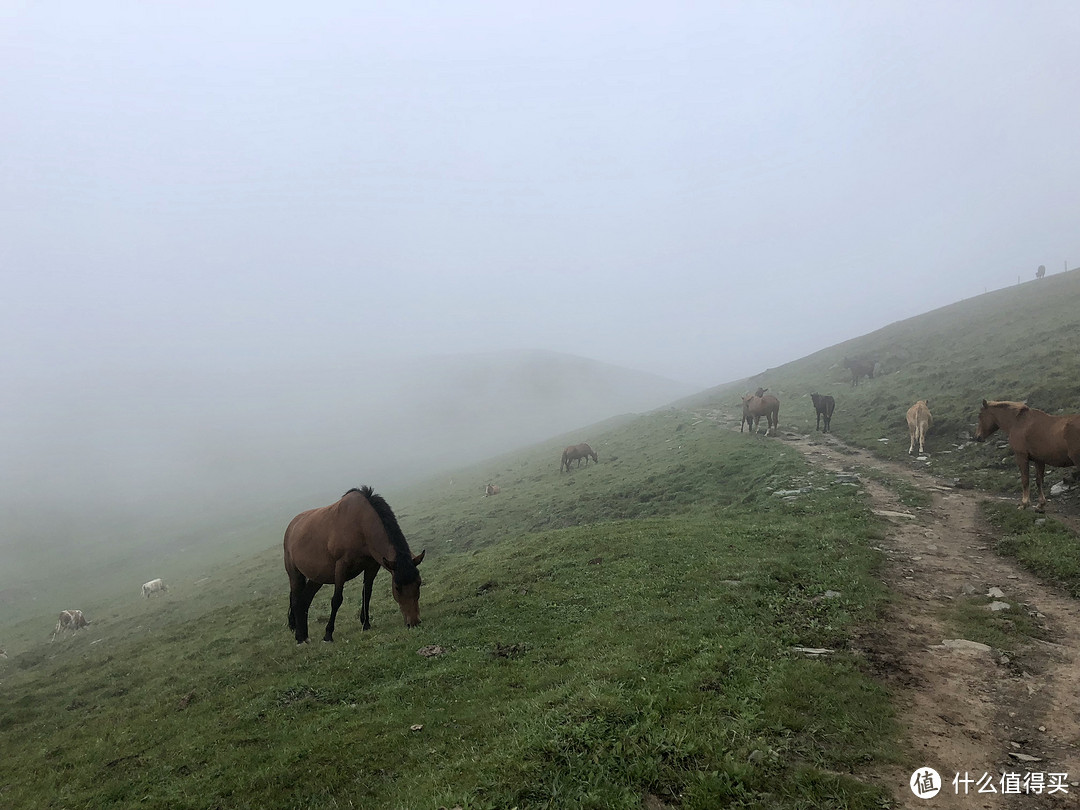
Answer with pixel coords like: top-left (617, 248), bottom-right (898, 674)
top-left (843, 357), bottom-right (876, 387)
top-left (51, 609), bottom-right (89, 642)
top-left (975, 399), bottom-right (1080, 510)
top-left (141, 578), bottom-right (168, 598)
top-left (283, 486), bottom-right (425, 643)
top-left (741, 392), bottom-right (780, 436)
top-left (485, 483), bottom-right (500, 496)
top-left (561, 443), bottom-right (597, 472)
top-left (906, 400), bottom-right (932, 455)
top-left (811, 393), bottom-right (835, 432)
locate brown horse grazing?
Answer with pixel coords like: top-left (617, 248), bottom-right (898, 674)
top-left (283, 486), bottom-right (425, 643)
top-left (561, 443), bottom-right (597, 472)
top-left (842, 356), bottom-right (876, 387)
top-left (810, 393), bottom-right (835, 432)
top-left (741, 393), bottom-right (780, 435)
top-left (975, 399), bottom-right (1080, 510)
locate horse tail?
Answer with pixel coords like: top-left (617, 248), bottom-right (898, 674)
top-left (358, 486), bottom-right (419, 584)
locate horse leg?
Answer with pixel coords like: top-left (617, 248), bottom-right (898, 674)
top-left (1016, 454), bottom-right (1031, 509)
top-left (360, 566), bottom-right (378, 630)
top-left (293, 580), bottom-right (322, 644)
top-left (1034, 461), bottom-right (1047, 510)
top-left (323, 584), bottom-right (343, 642)
top-left (287, 568), bottom-right (306, 631)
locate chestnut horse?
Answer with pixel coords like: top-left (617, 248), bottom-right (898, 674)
top-left (561, 443), bottom-right (597, 472)
top-left (283, 486), bottom-right (425, 643)
top-left (741, 392), bottom-right (780, 436)
top-left (975, 400), bottom-right (1080, 510)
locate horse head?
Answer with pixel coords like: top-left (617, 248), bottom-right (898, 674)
top-left (975, 400), bottom-right (1027, 442)
top-left (383, 550), bottom-right (426, 628)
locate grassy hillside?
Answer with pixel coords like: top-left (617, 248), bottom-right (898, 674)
top-left (690, 269), bottom-right (1080, 500)
top-left (7, 272), bottom-right (1080, 808)
top-left (0, 410), bottom-right (897, 809)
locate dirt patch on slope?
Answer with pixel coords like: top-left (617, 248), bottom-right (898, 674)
top-left (784, 430), bottom-right (1080, 808)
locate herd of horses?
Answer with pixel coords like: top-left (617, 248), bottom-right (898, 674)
top-left (30, 358), bottom-right (1079, 650)
top-left (740, 372), bottom-right (1080, 517)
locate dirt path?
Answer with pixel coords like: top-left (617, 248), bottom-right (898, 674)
top-left (778, 429), bottom-right (1080, 808)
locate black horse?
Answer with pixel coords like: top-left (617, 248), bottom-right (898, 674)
top-left (811, 393), bottom-right (835, 432)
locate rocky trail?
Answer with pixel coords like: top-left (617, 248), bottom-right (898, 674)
top-left (785, 429), bottom-right (1080, 809)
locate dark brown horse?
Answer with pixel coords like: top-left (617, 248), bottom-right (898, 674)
top-left (283, 486), bottom-right (425, 643)
top-left (975, 400), bottom-right (1080, 510)
top-left (842, 356), bottom-right (876, 387)
top-left (561, 443), bottom-right (597, 472)
top-left (741, 393), bottom-right (780, 435)
top-left (810, 392), bottom-right (835, 432)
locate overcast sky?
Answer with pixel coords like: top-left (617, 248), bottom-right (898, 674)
top-left (4, 1), bottom-right (1079, 389)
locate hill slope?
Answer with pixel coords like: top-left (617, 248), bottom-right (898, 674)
top-left (0, 350), bottom-right (690, 604)
top-left (0, 407), bottom-right (895, 810)
top-left (688, 269), bottom-right (1080, 498)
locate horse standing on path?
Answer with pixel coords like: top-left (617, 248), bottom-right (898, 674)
top-left (741, 393), bottom-right (780, 436)
top-left (561, 443), bottom-right (597, 472)
top-left (975, 399), bottom-right (1080, 510)
top-left (811, 393), bottom-right (835, 432)
top-left (283, 486), bottom-right (425, 643)
top-left (906, 400), bottom-right (932, 455)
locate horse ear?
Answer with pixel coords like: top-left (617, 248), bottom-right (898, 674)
top-left (413, 550), bottom-right (426, 566)
top-left (982, 399), bottom-right (988, 409)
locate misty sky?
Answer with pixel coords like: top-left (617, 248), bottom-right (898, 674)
top-left (4, 2), bottom-right (1079, 389)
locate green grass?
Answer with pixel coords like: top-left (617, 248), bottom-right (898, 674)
top-left (980, 501), bottom-right (1080, 597)
top-left (0, 414), bottom-right (897, 809)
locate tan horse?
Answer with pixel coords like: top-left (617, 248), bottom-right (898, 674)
top-left (485, 483), bottom-right (500, 496)
top-left (283, 486), bottom-right (425, 642)
top-left (975, 399), bottom-right (1080, 510)
top-left (906, 400), bottom-right (932, 455)
top-left (561, 443), bottom-right (597, 472)
top-left (741, 393), bottom-right (780, 435)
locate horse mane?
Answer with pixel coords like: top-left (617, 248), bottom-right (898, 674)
top-left (345, 486), bottom-right (419, 585)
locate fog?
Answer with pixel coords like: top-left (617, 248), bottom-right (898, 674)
top-left (3, 4), bottom-right (1080, 586)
